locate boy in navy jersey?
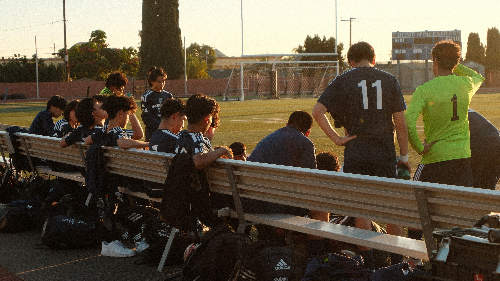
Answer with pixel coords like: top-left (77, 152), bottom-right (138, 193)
top-left (28, 95), bottom-right (67, 136)
top-left (85, 95), bottom-right (148, 149)
top-left (149, 98), bottom-right (186, 153)
top-left (312, 41), bottom-right (410, 267)
top-left (52, 100), bottom-right (79, 138)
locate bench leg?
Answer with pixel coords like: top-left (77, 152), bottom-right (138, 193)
top-left (157, 227), bottom-right (178, 272)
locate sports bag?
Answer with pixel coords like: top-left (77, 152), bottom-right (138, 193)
top-left (301, 252), bottom-right (373, 281)
top-left (232, 240), bottom-right (295, 281)
top-left (0, 200), bottom-right (35, 232)
top-left (41, 214), bottom-right (106, 249)
top-left (181, 225), bottom-right (252, 281)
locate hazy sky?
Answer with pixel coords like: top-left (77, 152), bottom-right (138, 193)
top-left (1, 0), bottom-right (499, 62)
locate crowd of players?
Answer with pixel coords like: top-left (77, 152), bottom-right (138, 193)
top-left (25, 39), bottom-right (489, 268)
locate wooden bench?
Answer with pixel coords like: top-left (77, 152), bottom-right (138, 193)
top-left (10, 132), bottom-right (500, 271)
top-left (14, 132), bottom-right (87, 183)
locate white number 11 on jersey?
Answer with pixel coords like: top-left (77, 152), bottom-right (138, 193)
top-left (358, 80), bottom-right (382, 109)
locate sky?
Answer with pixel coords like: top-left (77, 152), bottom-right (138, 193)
top-left (1, 0), bottom-right (499, 63)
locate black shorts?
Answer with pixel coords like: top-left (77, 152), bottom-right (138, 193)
top-left (343, 159), bottom-right (397, 179)
top-left (413, 158), bottom-right (473, 187)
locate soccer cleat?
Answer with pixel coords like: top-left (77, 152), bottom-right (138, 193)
top-left (101, 240), bottom-right (137, 257)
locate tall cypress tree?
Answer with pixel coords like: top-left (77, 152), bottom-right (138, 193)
top-left (140, 0), bottom-right (183, 79)
top-left (485, 27), bottom-right (500, 75)
top-left (465, 33), bottom-right (485, 65)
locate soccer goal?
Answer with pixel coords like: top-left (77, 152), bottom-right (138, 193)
top-left (223, 54), bottom-right (339, 101)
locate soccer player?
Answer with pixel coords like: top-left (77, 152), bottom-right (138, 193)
top-left (141, 66), bottom-right (174, 141)
top-left (52, 100), bottom-right (79, 138)
top-left (406, 40), bottom-right (484, 187)
top-left (229, 142), bottom-right (247, 161)
top-left (312, 41), bottom-right (409, 267)
top-left (149, 98), bottom-right (186, 153)
top-left (28, 95), bottom-right (67, 136)
top-left (100, 72), bottom-right (128, 96)
top-left (60, 97), bottom-right (108, 148)
top-left (85, 95), bottom-right (148, 149)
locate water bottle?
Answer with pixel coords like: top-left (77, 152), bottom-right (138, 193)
top-left (397, 157), bottom-right (411, 180)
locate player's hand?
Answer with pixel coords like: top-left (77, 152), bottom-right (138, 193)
top-left (334, 135), bottom-right (357, 146)
top-left (419, 139), bottom-right (436, 155)
top-left (217, 146), bottom-right (233, 159)
top-left (397, 159), bottom-right (411, 173)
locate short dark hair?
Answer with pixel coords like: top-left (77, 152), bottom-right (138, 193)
top-left (102, 95), bottom-right (137, 119)
top-left (432, 40), bottom-right (461, 71)
top-left (347, 42), bottom-right (375, 64)
top-left (47, 95), bottom-right (67, 110)
top-left (229, 142), bottom-right (246, 156)
top-left (63, 100), bottom-right (79, 121)
top-left (147, 66), bottom-right (167, 87)
top-left (75, 98), bottom-right (97, 128)
top-left (316, 151), bottom-right (341, 172)
top-left (288, 110), bottom-right (313, 134)
top-left (160, 98), bottom-right (185, 120)
top-left (92, 94), bottom-right (107, 103)
top-left (185, 93), bottom-right (220, 127)
top-left (105, 72), bottom-right (128, 88)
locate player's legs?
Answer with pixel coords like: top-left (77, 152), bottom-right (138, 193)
top-left (413, 158), bottom-right (473, 187)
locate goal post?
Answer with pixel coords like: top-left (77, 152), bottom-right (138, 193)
top-left (223, 54), bottom-right (339, 101)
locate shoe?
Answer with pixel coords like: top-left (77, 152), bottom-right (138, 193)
top-left (135, 238), bottom-right (150, 253)
top-left (101, 240), bottom-right (137, 257)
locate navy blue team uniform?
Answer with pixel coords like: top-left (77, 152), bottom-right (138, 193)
top-left (52, 119), bottom-right (74, 138)
top-left (63, 125), bottom-right (102, 146)
top-left (28, 109), bottom-right (55, 136)
top-left (141, 89), bottom-right (173, 141)
top-left (318, 67), bottom-right (406, 178)
top-left (90, 126), bottom-right (128, 147)
top-left (149, 129), bottom-right (178, 153)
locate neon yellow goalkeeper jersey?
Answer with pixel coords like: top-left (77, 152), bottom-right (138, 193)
top-left (405, 64), bottom-right (484, 164)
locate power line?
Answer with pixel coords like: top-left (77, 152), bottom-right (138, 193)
top-left (1, 20), bottom-right (63, 32)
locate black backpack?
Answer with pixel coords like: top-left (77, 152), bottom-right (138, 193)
top-left (232, 240), bottom-right (296, 281)
top-left (0, 200), bottom-right (36, 232)
top-left (181, 225), bottom-right (252, 281)
top-left (5, 126), bottom-right (31, 172)
top-left (159, 153), bottom-right (218, 233)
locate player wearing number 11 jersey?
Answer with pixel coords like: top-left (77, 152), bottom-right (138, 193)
top-left (406, 40), bottom-right (484, 187)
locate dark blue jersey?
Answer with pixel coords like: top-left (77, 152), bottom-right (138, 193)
top-left (175, 130), bottom-right (212, 157)
top-left (318, 67), bottom-right (406, 165)
top-left (52, 119), bottom-right (75, 138)
top-left (91, 126), bottom-right (128, 147)
top-left (149, 129), bottom-right (178, 153)
top-left (141, 89), bottom-right (173, 141)
top-left (64, 125), bottom-right (102, 146)
top-left (247, 125), bottom-right (316, 169)
top-left (28, 110), bottom-right (54, 136)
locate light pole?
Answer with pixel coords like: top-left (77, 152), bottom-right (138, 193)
top-left (63, 0), bottom-right (69, 81)
top-left (341, 17), bottom-right (357, 47)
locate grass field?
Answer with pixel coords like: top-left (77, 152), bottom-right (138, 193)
top-left (2, 93), bottom-right (500, 172)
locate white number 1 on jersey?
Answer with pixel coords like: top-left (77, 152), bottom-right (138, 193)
top-left (358, 80), bottom-right (382, 109)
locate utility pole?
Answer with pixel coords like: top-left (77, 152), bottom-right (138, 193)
top-left (341, 17), bottom-right (357, 47)
top-left (63, 0), bottom-right (70, 81)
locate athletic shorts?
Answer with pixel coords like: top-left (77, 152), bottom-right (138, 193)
top-left (413, 158), bottom-right (473, 187)
top-left (343, 159), bottom-right (397, 179)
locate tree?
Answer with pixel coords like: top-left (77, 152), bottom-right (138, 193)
top-left (486, 27), bottom-right (500, 74)
top-left (186, 54), bottom-right (210, 79)
top-left (58, 30), bottom-right (139, 80)
top-left (466, 33), bottom-right (485, 65)
top-left (0, 56), bottom-right (65, 83)
top-left (186, 43), bottom-right (216, 70)
top-left (294, 35), bottom-right (345, 74)
top-left (140, 0), bottom-right (184, 79)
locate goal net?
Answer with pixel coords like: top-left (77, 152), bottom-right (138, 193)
top-left (223, 59), bottom-right (339, 101)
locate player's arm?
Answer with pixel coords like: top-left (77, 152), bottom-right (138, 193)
top-left (312, 102), bottom-right (356, 146)
top-left (453, 63), bottom-right (485, 94)
top-left (128, 112), bottom-right (144, 140)
top-left (116, 137), bottom-right (149, 150)
top-left (393, 111), bottom-right (411, 172)
top-left (192, 147), bottom-right (232, 170)
top-left (405, 92), bottom-right (425, 154)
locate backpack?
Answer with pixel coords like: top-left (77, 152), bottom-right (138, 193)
top-left (41, 213), bottom-right (107, 249)
top-left (181, 225), bottom-right (252, 281)
top-left (301, 252), bottom-right (373, 281)
top-left (232, 240), bottom-right (296, 281)
top-left (159, 152), bottom-right (218, 233)
top-left (0, 200), bottom-right (35, 232)
top-left (369, 263), bottom-right (430, 281)
top-left (5, 126), bottom-right (31, 172)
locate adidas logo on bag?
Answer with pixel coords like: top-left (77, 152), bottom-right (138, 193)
top-left (274, 259), bottom-right (290, 270)
top-left (273, 278), bottom-right (288, 281)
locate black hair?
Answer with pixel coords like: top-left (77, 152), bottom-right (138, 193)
top-left (47, 95), bottom-right (67, 110)
top-left (316, 151), bottom-right (341, 172)
top-left (75, 98), bottom-right (98, 128)
top-left (160, 98), bottom-right (185, 120)
top-left (288, 110), bottom-right (313, 134)
top-left (229, 142), bottom-right (246, 156)
top-left (63, 100), bottom-right (79, 121)
top-left (147, 66), bottom-right (167, 87)
top-left (185, 93), bottom-right (220, 128)
top-left (92, 94), bottom-right (107, 103)
top-left (105, 72), bottom-right (128, 88)
top-left (347, 42), bottom-right (376, 65)
top-left (101, 95), bottom-right (137, 119)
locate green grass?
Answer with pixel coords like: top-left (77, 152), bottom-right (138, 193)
top-left (2, 93), bottom-right (500, 172)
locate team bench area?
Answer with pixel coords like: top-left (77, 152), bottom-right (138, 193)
top-left (2, 131), bottom-right (500, 269)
